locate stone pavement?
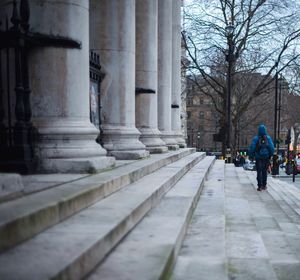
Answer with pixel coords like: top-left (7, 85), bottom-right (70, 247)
top-left (274, 169), bottom-right (300, 190)
top-left (172, 165), bottom-right (300, 280)
top-left (1, 151), bottom-right (300, 279)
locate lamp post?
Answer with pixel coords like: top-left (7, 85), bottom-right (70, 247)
top-left (272, 71), bottom-right (279, 175)
top-left (225, 23), bottom-right (234, 163)
top-left (273, 71), bottom-right (278, 147)
top-left (277, 75), bottom-right (283, 153)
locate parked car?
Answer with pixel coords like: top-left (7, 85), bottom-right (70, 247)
top-left (285, 159), bottom-right (300, 175)
top-left (296, 159), bottom-right (300, 174)
top-left (243, 160), bottom-right (256, 171)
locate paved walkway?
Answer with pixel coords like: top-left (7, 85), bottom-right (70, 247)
top-left (172, 164), bottom-right (300, 280)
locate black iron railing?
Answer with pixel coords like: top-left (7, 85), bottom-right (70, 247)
top-left (89, 50), bottom-right (103, 144)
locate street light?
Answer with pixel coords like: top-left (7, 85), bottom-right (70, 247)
top-left (277, 75), bottom-right (284, 152)
top-left (197, 131), bottom-right (200, 151)
top-left (272, 74), bottom-right (284, 175)
top-left (225, 22), bottom-right (235, 162)
top-left (272, 70), bottom-right (280, 175)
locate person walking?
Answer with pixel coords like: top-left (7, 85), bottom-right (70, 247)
top-left (248, 124), bottom-right (274, 191)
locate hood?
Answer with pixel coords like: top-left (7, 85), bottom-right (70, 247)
top-left (258, 124), bottom-right (267, 136)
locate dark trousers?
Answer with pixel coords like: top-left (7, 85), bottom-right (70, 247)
top-left (255, 158), bottom-right (269, 187)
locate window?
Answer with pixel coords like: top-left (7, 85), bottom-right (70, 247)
top-left (187, 111), bottom-right (191, 119)
top-left (187, 97), bottom-right (193, 106)
top-left (199, 111), bottom-right (204, 118)
top-left (193, 96), bottom-right (200, 105)
top-left (204, 98), bottom-right (211, 105)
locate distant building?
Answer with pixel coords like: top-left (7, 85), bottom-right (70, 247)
top-left (186, 78), bottom-right (222, 152)
top-left (186, 73), bottom-right (290, 154)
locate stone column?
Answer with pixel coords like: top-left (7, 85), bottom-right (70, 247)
top-left (157, 0), bottom-right (179, 150)
top-left (25, 0), bottom-right (115, 173)
top-left (172, 0), bottom-right (186, 147)
top-left (135, 0), bottom-right (167, 154)
top-left (90, 0), bottom-right (149, 159)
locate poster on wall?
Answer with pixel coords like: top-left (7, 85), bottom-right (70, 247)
top-left (90, 81), bottom-right (99, 128)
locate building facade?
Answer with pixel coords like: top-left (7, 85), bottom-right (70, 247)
top-left (186, 74), bottom-right (290, 154)
top-left (186, 79), bottom-right (221, 153)
top-left (0, 0), bottom-right (186, 174)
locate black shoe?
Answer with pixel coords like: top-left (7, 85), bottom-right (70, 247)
top-left (261, 185), bottom-right (267, 190)
top-left (257, 187), bottom-right (262, 191)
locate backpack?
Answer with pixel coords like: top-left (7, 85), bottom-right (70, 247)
top-left (256, 135), bottom-right (270, 158)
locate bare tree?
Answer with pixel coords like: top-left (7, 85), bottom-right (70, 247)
top-left (182, 0), bottom-right (300, 155)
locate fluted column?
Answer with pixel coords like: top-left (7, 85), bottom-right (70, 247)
top-left (90, 0), bottom-right (149, 159)
top-left (135, 0), bottom-right (167, 153)
top-left (157, 0), bottom-right (179, 150)
top-left (27, 0), bottom-right (115, 173)
top-left (172, 0), bottom-right (186, 147)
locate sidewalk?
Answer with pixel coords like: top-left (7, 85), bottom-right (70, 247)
top-left (171, 164), bottom-right (300, 280)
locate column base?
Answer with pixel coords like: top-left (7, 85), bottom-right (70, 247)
top-left (147, 146), bottom-right (168, 153)
top-left (102, 125), bottom-right (150, 159)
top-left (39, 156), bottom-right (115, 174)
top-left (167, 145), bottom-right (180, 151)
top-left (170, 131), bottom-right (187, 148)
top-left (176, 137), bottom-right (187, 148)
top-left (160, 131), bottom-right (179, 150)
top-left (138, 128), bottom-right (168, 154)
top-left (34, 118), bottom-right (115, 173)
top-left (178, 142), bottom-right (187, 148)
top-left (110, 150), bottom-right (149, 160)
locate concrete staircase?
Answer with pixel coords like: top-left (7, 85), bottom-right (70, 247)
top-left (3, 155), bottom-right (300, 280)
top-left (0, 149), bottom-right (215, 279)
top-left (87, 155), bottom-right (216, 280)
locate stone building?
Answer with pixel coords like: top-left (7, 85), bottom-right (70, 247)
top-left (185, 77), bottom-right (222, 152)
top-left (0, 0), bottom-right (186, 174)
top-left (186, 73), bottom-right (290, 153)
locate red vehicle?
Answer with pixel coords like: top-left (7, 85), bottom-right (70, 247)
top-left (297, 159), bottom-right (300, 174)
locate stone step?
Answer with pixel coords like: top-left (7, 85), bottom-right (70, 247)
top-left (87, 156), bottom-right (216, 280)
top-left (238, 168), bottom-right (300, 280)
top-left (267, 188), bottom-right (300, 224)
top-left (270, 179), bottom-right (300, 210)
top-left (238, 169), bottom-right (300, 231)
top-left (266, 182), bottom-right (300, 224)
top-left (171, 160), bottom-right (227, 280)
top-left (0, 148), bottom-right (197, 253)
top-left (269, 179), bottom-right (300, 210)
top-left (242, 170), bottom-right (300, 224)
top-left (0, 152), bottom-right (206, 280)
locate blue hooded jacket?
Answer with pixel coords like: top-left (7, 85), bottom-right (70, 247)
top-left (248, 124), bottom-right (274, 160)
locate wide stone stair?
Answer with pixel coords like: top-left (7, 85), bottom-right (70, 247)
top-left (0, 149), bottom-right (215, 280)
top-left (2, 153), bottom-right (300, 280)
